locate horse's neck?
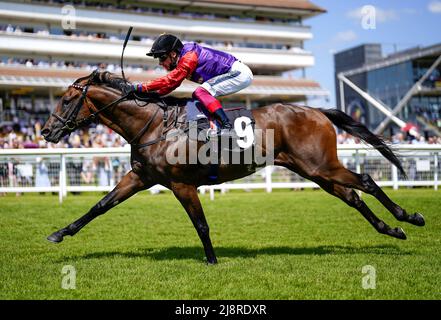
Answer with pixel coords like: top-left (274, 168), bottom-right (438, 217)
top-left (92, 91), bottom-right (162, 143)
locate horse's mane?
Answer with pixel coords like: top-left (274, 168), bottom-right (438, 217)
top-left (93, 71), bottom-right (128, 91)
top-left (91, 71), bottom-right (188, 106)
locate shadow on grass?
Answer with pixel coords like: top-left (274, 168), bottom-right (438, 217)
top-left (68, 244), bottom-right (411, 262)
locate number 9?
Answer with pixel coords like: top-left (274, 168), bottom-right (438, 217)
top-left (234, 116), bottom-right (254, 149)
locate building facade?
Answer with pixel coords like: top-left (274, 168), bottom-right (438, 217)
top-left (335, 43), bottom-right (441, 138)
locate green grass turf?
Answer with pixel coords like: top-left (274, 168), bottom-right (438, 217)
top-left (0, 189), bottom-right (439, 299)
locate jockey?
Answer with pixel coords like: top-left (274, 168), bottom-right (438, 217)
top-left (125, 34), bottom-right (253, 134)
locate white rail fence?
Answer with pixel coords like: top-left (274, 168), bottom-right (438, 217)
top-left (0, 144), bottom-right (439, 203)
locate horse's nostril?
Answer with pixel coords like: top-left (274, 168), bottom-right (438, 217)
top-left (41, 128), bottom-right (50, 137)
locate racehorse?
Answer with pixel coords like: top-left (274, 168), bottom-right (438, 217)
top-left (41, 70), bottom-right (425, 264)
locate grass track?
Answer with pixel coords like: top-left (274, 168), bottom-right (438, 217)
top-left (0, 189), bottom-right (440, 299)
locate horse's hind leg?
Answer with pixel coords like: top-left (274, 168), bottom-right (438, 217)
top-left (317, 181), bottom-right (407, 239)
top-left (47, 170), bottom-right (151, 243)
top-left (359, 173), bottom-right (424, 226)
top-left (275, 158), bottom-right (406, 239)
top-left (321, 166), bottom-right (425, 227)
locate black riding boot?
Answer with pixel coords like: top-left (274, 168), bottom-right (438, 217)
top-left (213, 108), bottom-right (233, 136)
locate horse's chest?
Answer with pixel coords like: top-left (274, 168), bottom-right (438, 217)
top-left (130, 148), bottom-right (160, 174)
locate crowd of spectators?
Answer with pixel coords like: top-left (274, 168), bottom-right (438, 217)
top-left (0, 56), bottom-right (166, 76)
top-left (414, 105), bottom-right (441, 130)
top-left (31, 0), bottom-right (302, 26)
top-left (421, 69), bottom-right (441, 89)
top-left (0, 119), bottom-right (127, 150)
top-left (337, 131), bottom-right (441, 145)
top-left (1, 22), bottom-right (303, 52)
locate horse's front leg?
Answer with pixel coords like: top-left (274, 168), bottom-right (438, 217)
top-left (47, 170), bottom-right (151, 243)
top-left (171, 182), bottom-right (217, 264)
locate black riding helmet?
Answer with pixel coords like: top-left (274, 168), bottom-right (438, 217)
top-left (146, 34), bottom-right (183, 59)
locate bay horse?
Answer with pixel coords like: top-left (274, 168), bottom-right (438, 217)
top-left (41, 71), bottom-right (425, 264)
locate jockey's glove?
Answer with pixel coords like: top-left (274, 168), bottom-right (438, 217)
top-left (121, 83), bottom-right (137, 96)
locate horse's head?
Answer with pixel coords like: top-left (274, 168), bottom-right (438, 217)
top-left (42, 69), bottom-right (162, 144)
top-left (41, 70), bottom-right (101, 143)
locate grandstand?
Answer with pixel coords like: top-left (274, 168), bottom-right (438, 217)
top-left (0, 0), bottom-right (328, 133)
top-left (335, 43), bottom-right (441, 139)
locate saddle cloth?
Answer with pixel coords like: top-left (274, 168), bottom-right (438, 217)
top-left (185, 99), bottom-right (255, 136)
top-left (184, 99), bottom-right (256, 183)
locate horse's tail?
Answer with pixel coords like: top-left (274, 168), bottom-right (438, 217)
top-left (318, 108), bottom-right (406, 176)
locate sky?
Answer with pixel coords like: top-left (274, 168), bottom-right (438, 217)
top-left (303, 0), bottom-right (441, 107)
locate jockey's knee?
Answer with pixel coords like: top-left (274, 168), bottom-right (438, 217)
top-left (193, 87), bottom-right (221, 113)
top-left (193, 86), bottom-right (213, 101)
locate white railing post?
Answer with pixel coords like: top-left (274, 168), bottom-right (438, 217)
top-left (435, 152), bottom-right (439, 191)
top-left (355, 149), bottom-right (361, 174)
top-left (58, 154), bottom-right (63, 204)
top-left (392, 164), bottom-right (398, 190)
top-left (60, 154), bottom-right (67, 198)
top-left (265, 166), bottom-right (272, 193)
top-left (8, 161), bottom-right (13, 188)
top-left (210, 186), bottom-right (215, 201)
top-left (58, 170), bottom-right (63, 204)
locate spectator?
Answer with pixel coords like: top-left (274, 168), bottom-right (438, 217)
top-left (35, 157), bottom-right (51, 189)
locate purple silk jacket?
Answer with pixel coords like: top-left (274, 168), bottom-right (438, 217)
top-left (180, 42), bottom-right (237, 84)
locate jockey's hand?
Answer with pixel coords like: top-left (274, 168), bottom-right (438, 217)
top-left (121, 83), bottom-right (136, 96)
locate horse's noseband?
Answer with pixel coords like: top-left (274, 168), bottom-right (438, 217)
top-left (50, 78), bottom-right (93, 132)
top-left (71, 84), bottom-right (85, 90)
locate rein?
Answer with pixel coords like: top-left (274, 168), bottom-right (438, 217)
top-left (128, 105), bottom-right (162, 145)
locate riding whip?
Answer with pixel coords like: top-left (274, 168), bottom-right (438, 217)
top-left (121, 26), bottom-right (133, 82)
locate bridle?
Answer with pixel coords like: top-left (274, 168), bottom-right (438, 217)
top-left (50, 70), bottom-right (130, 133)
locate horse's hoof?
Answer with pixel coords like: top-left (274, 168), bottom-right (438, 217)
top-left (206, 258), bottom-right (218, 265)
top-left (47, 231), bottom-right (64, 243)
top-left (391, 227), bottom-right (407, 240)
top-left (411, 213), bottom-right (425, 227)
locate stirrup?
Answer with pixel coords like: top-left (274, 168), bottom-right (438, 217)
top-left (206, 128), bottom-right (219, 141)
top-left (218, 126), bottom-right (235, 137)
top-left (205, 127), bottom-right (234, 141)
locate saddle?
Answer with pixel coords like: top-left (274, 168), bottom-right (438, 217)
top-left (185, 99), bottom-right (255, 145)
